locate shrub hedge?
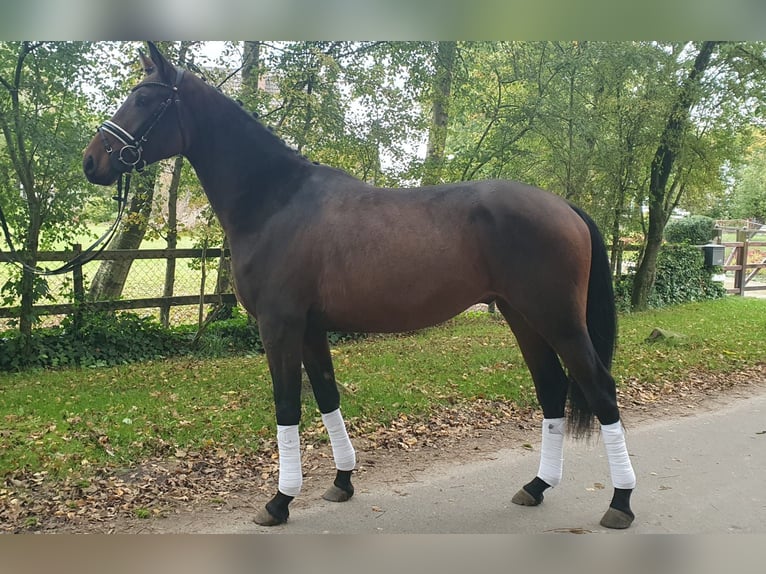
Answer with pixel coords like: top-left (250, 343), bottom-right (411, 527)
top-left (663, 215), bottom-right (716, 245)
top-left (0, 307), bottom-right (366, 372)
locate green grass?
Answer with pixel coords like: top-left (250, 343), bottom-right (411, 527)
top-left (612, 298), bottom-right (766, 382)
top-left (0, 297), bottom-right (764, 481)
top-left (49, 223), bottom-right (199, 251)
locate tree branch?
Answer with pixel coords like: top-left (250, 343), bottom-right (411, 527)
top-left (460, 67), bottom-right (502, 181)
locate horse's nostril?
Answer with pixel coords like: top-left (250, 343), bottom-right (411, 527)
top-left (84, 155), bottom-right (94, 175)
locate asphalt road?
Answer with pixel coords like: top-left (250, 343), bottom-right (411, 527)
top-left (261, 387), bottom-right (766, 534)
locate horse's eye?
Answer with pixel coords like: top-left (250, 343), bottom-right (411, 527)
top-left (135, 93), bottom-right (148, 108)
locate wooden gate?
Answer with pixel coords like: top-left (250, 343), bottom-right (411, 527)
top-left (720, 226), bottom-right (766, 296)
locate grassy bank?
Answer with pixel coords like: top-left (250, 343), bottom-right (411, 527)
top-left (0, 297), bottom-right (764, 481)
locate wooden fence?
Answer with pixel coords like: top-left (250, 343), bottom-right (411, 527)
top-left (0, 247), bottom-right (237, 324)
top-left (715, 218), bottom-right (763, 232)
top-left (717, 228), bottom-right (766, 296)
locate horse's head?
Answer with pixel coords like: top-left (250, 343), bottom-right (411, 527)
top-left (83, 42), bottom-right (186, 185)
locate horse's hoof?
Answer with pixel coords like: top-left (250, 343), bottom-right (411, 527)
top-left (599, 507), bottom-right (634, 529)
top-left (512, 488), bottom-right (543, 506)
top-left (253, 507), bottom-right (286, 526)
top-left (322, 484), bottom-right (353, 502)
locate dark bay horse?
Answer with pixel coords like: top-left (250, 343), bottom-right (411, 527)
top-left (83, 42), bottom-right (636, 529)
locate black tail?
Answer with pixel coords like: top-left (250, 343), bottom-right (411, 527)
top-left (567, 204), bottom-right (618, 438)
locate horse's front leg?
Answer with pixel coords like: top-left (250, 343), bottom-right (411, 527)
top-left (302, 324), bottom-right (356, 502)
top-left (253, 313), bottom-right (306, 526)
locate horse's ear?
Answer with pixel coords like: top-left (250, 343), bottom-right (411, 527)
top-left (138, 48), bottom-right (155, 75)
top-left (145, 41), bottom-right (174, 81)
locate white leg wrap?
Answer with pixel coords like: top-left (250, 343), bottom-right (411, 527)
top-left (321, 408), bottom-right (356, 471)
top-left (601, 420), bottom-right (636, 489)
top-left (277, 424), bottom-right (302, 497)
top-left (537, 417), bottom-right (565, 487)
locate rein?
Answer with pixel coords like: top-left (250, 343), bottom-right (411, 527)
top-left (0, 174), bottom-right (131, 276)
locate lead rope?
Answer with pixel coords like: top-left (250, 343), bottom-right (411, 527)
top-left (0, 174), bottom-right (131, 276)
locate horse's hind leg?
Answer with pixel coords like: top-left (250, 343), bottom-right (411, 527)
top-left (552, 332), bottom-right (636, 529)
top-left (497, 301), bottom-right (569, 507)
top-left (302, 324), bottom-right (356, 502)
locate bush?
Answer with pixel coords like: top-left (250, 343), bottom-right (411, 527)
top-left (0, 306), bottom-right (369, 372)
top-left (0, 311), bottom-right (181, 371)
top-left (650, 244), bottom-right (726, 306)
top-left (664, 215), bottom-right (716, 245)
top-left (613, 275), bottom-right (635, 313)
top-left (176, 309), bottom-right (264, 356)
top-left (176, 307), bottom-right (366, 355)
top-left (615, 244), bottom-right (725, 311)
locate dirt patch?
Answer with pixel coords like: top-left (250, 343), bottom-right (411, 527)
top-left (2, 364), bottom-right (765, 533)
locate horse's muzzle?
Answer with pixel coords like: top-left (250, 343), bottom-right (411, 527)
top-left (83, 152), bottom-right (119, 186)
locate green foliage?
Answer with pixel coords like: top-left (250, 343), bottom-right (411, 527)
top-left (0, 272), bottom-right (54, 315)
top-left (176, 308), bottom-right (365, 357)
top-left (0, 306), bottom-right (368, 372)
top-left (613, 275), bottom-right (636, 313)
top-left (664, 215), bottom-right (716, 244)
top-left (245, 41), bottom-right (422, 186)
top-left (327, 331), bottom-right (366, 346)
top-left (0, 311), bottom-right (179, 371)
top-left (176, 308), bottom-right (264, 356)
top-left (729, 135), bottom-right (766, 222)
top-left (0, 41), bottom-right (133, 336)
top-left (652, 245), bottom-right (726, 305)
top-left (615, 244), bottom-right (725, 311)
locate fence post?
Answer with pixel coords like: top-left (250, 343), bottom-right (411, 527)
top-left (743, 231), bottom-right (751, 294)
top-left (734, 230), bottom-right (749, 296)
top-left (72, 243), bottom-right (85, 330)
top-left (160, 250), bottom-right (176, 328)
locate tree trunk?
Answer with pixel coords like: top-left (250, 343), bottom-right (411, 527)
top-left (609, 115), bottom-right (631, 276)
top-left (631, 41), bottom-right (719, 311)
top-left (159, 156), bottom-right (182, 327)
top-left (242, 41), bottom-right (261, 96)
top-left (631, 202), bottom-right (665, 308)
top-left (206, 235), bottom-right (235, 321)
top-left (609, 205), bottom-right (624, 277)
top-left (564, 68), bottom-right (577, 200)
top-left (18, 200), bottom-right (41, 345)
top-left (422, 41), bottom-right (457, 186)
top-left (88, 165), bottom-right (158, 301)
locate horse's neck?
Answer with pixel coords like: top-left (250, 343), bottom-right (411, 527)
top-left (183, 87), bottom-right (306, 233)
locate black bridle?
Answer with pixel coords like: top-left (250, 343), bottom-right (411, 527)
top-left (98, 67), bottom-right (186, 174)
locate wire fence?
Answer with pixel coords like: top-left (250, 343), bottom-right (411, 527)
top-left (0, 247), bottom-right (237, 330)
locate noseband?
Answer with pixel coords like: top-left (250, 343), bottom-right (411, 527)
top-left (98, 67), bottom-right (186, 173)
